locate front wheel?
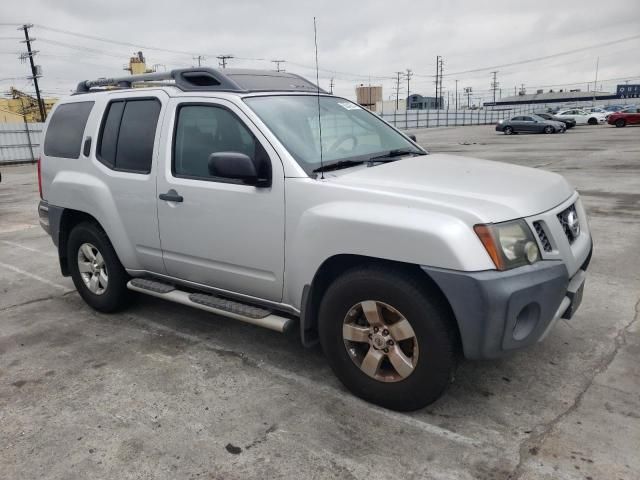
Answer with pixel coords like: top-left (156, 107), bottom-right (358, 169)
top-left (504, 126), bottom-right (514, 135)
top-left (544, 125), bottom-right (554, 134)
top-left (68, 222), bottom-right (131, 313)
top-left (588, 117), bottom-right (598, 125)
top-left (318, 266), bottom-right (456, 411)
top-left (615, 119), bottom-right (626, 128)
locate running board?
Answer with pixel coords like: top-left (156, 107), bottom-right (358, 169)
top-left (127, 278), bottom-right (293, 333)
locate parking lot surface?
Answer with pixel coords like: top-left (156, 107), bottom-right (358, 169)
top-left (1, 124), bottom-right (639, 480)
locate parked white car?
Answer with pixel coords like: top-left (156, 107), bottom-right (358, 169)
top-left (583, 107), bottom-right (608, 115)
top-left (555, 109), bottom-right (606, 125)
top-left (37, 68), bottom-right (593, 411)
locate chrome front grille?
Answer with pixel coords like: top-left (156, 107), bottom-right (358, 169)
top-left (533, 221), bottom-right (552, 252)
top-left (557, 204), bottom-right (580, 244)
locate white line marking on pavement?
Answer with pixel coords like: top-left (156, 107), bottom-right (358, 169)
top-left (129, 311), bottom-right (480, 446)
top-left (1, 240), bottom-right (57, 257)
top-left (0, 261), bottom-right (71, 291)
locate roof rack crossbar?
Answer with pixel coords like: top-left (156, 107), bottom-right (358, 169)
top-left (76, 68), bottom-right (246, 93)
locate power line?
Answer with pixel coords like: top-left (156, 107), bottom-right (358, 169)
top-left (443, 33), bottom-right (640, 77)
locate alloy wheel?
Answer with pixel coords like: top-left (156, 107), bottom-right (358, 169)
top-left (342, 300), bottom-right (419, 382)
top-left (77, 242), bottom-right (108, 295)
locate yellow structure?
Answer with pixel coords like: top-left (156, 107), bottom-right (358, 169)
top-left (124, 51), bottom-right (154, 75)
top-left (0, 88), bottom-right (57, 123)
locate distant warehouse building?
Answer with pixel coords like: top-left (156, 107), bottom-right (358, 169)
top-left (486, 89), bottom-right (617, 107)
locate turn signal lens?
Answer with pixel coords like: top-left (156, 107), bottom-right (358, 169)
top-left (474, 224), bottom-right (505, 270)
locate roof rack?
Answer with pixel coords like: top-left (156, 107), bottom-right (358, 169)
top-left (75, 67), bottom-right (327, 94)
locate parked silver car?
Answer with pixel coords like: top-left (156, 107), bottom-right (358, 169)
top-left (496, 114), bottom-right (565, 134)
top-left (38, 68), bottom-right (592, 411)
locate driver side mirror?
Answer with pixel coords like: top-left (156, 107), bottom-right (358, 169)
top-left (208, 152), bottom-right (269, 187)
top-left (408, 134), bottom-right (417, 142)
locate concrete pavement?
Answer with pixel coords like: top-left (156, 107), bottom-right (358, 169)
top-left (1, 123), bottom-right (638, 479)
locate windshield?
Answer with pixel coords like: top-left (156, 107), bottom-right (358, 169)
top-left (244, 95), bottom-right (423, 175)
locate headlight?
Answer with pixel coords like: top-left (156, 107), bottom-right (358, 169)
top-left (474, 219), bottom-right (540, 270)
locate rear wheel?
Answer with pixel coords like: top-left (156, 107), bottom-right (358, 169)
top-left (615, 118), bottom-right (626, 128)
top-left (68, 222), bottom-right (131, 312)
top-left (504, 126), bottom-right (514, 135)
top-left (544, 125), bottom-right (554, 134)
top-left (318, 266), bottom-right (456, 411)
top-left (588, 117), bottom-right (598, 125)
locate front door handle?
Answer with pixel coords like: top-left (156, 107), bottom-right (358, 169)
top-left (159, 190), bottom-right (183, 203)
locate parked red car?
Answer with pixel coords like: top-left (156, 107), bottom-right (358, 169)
top-left (607, 107), bottom-right (640, 127)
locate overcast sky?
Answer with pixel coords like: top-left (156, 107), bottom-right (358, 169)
top-left (2, 0), bottom-right (639, 104)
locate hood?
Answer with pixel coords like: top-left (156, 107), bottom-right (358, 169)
top-left (330, 154), bottom-right (574, 223)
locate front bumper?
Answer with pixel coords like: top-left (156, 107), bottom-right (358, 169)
top-left (422, 246), bottom-right (591, 360)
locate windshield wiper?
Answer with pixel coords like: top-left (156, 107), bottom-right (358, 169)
top-left (312, 159), bottom-right (365, 173)
top-left (367, 148), bottom-right (425, 163)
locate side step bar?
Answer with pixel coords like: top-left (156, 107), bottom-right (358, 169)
top-left (127, 278), bottom-right (293, 333)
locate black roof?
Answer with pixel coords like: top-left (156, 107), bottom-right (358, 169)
top-left (75, 67), bottom-right (327, 94)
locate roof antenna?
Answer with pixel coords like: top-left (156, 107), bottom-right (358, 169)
top-left (313, 17), bottom-right (324, 179)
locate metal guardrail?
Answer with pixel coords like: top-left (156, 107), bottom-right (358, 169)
top-left (0, 122), bottom-right (43, 164)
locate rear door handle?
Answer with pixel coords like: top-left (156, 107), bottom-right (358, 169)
top-left (159, 190), bottom-right (183, 203)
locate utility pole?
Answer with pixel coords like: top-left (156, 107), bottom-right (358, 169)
top-left (329, 77), bottom-right (334, 94)
top-left (19, 24), bottom-right (46, 122)
top-left (192, 55), bottom-right (205, 67)
top-left (490, 71), bottom-right (499, 105)
top-left (434, 56), bottom-right (440, 110)
top-left (592, 56), bottom-right (599, 104)
top-left (464, 87), bottom-right (472, 108)
top-left (455, 79), bottom-right (458, 111)
top-left (271, 59), bottom-right (286, 72)
top-left (437, 56), bottom-right (444, 109)
top-left (394, 71), bottom-right (403, 111)
top-left (216, 54), bottom-right (234, 68)
top-left (405, 69), bottom-right (413, 104)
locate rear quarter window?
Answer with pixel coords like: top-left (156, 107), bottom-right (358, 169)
top-left (43, 102), bottom-right (94, 158)
top-left (97, 98), bottom-right (161, 173)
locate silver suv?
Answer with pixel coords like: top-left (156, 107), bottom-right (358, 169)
top-left (38, 68), bottom-right (592, 410)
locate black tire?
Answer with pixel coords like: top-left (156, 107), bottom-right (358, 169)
top-left (588, 117), bottom-right (598, 125)
top-left (504, 126), bottom-right (514, 135)
top-left (544, 125), bottom-right (554, 134)
top-left (615, 119), bottom-right (626, 128)
top-left (67, 222), bottom-right (131, 313)
top-left (318, 265), bottom-right (456, 411)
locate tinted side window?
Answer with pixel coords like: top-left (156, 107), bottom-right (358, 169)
top-left (97, 98), bottom-right (160, 173)
top-left (98, 101), bottom-right (125, 168)
top-left (116, 100), bottom-right (161, 173)
top-left (173, 105), bottom-right (269, 181)
top-left (43, 102), bottom-right (94, 158)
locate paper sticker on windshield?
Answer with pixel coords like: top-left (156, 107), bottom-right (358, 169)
top-left (338, 102), bottom-right (361, 110)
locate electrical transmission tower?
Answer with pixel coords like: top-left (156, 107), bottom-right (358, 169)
top-left (405, 69), bottom-right (413, 103)
top-left (393, 71), bottom-right (404, 111)
top-left (464, 87), bottom-right (473, 108)
top-left (329, 77), bottom-right (334, 94)
top-left (490, 71), bottom-right (499, 104)
top-left (19, 24), bottom-right (46, 122)
top-left (216, 54), bottom-right (234, 68)
top-left (271, 59), bottom-right (286, 72)
top-left (193, 55), bottom-right (205, 67)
